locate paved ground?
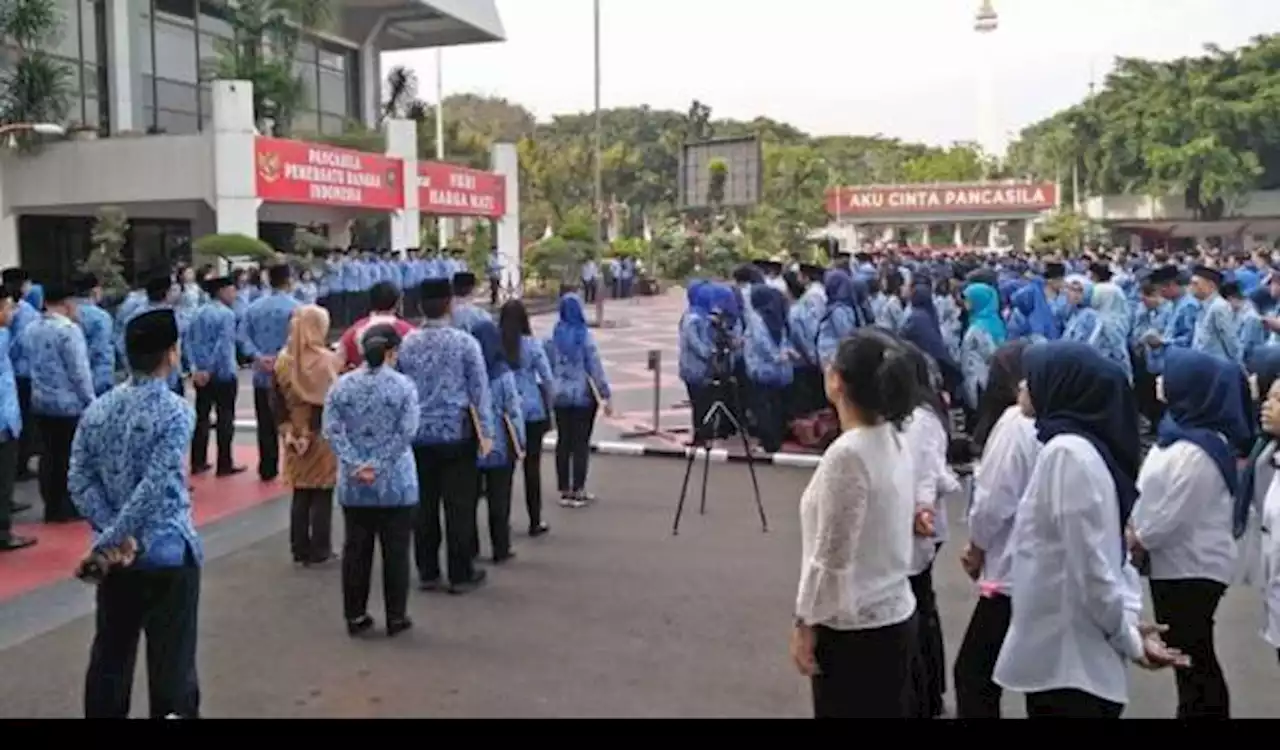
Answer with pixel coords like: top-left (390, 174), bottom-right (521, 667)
top-left (0, 456), bottom-right (1275, 718)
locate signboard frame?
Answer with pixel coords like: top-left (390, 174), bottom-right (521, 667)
top-left (677, 135), bottom-right (763, 210)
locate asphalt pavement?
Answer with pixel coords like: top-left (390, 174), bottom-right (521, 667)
top-left (0, 455), bottom-right (1276, 718)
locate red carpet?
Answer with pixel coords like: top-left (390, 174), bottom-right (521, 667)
top-left (0, 445), bottom-right (282, 604)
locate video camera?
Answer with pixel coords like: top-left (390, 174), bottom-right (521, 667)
top-left (706, 311), bottom-right (736, 381)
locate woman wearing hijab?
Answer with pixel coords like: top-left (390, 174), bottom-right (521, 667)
top-left (993, 342), bottom-right (1186, 718)
top-left (959, 283), bottom-right (1006, 418)
top-left (1065, 282), bottom-right (1134, 382)
top-left (473, 320), bottom-right (525, 564)
top-left (954, 340), bottom-right (1040, 718)
top-left (274, 305), bottom-right (342, 566)
top-left (902, 344), bottom-right (959, 719)
top-left (900, 278), bottom-right (962, 399)
top-left (1060, 275), bottom-right (1096, 338)
top-left (679, 282), bottom-right (716, 435)
top-left (545, 294), bottom-right (612, 509)
top-left (500, 300), bottom-right (555, 538)
top-left (744, 285), bottom-right (794, 453)
top-left (817, 273), bottom-right (859, 368)
top-left (935, 277), bottom-right (964, 362)
top-left (1130, 349), bottom-right (1247, 718)
top-left (875, 271), bottom-right (907, 332)
top-left (323, 324), bottom-right (420, 637)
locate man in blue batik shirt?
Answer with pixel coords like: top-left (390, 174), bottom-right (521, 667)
top-left (3, 267), bottom-right (40, 481)
top-left (22, 281), bottom-right (96, 523)
top-left (239, 263), bottom-right (298, 481)
top-left (397, 277), bottom-right (493, 595)
top-left (450, 271), bottom-right (493, 334)
top-left (119, 274), bottom-right (190, 397)
top-left (0, 286), bottom-right (34, 552)
top-left (188, 276), bottom-right (245, 477)
top-left (71, 307), bottom-right (202, 719)
top-left (73, 272), bottom-right (116, 396)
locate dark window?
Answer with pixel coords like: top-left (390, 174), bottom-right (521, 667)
top-left (18, 215), bottom-right (94, 284)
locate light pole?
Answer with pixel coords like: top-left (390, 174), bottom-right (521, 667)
top-left (592, 0), bottom-right (606, 326)
top-left (435, 48), bottom-right (450, 248)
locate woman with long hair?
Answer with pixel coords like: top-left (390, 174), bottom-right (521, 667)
top-left (994, 342), bottom-right (1186, 718)
top-left (472, 320), bottom-right (525, 564)
top-left (499, 300), bottom-right (555, 537)
top-left (953, 340), bottom-right (1039, 718)
top-left (791, 328), bottom-right (920, 718)
top-left (901, 343), bottom-right (959, 719)
top-left (545, 294), bottom-right (612, 509)
top-left (322, 324), bottom-right (420, 637)
top-left (1129, 348), bottom-right (1250, 717)
top-left (274, 305), bottom-right (342, 566)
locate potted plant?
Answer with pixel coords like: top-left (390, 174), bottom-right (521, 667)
top-left (66, 123), bottom-right (99, 141)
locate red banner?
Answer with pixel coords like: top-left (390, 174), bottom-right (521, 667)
top-left (418, 162), bottom-right (506, 218)
top-left (826, 181), bottom-right (1057, 217)
top-left (254, 137), bottom-right (405, 211)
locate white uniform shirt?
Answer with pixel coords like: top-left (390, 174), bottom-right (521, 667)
top-left (1132, 441), bottom-right (1238, 585)
top-left (968, 406), bottom-right (1040, 595)
top-left (905, 406), bottom-right (958, 575)
top-left (795, 423), bottom-right (917, 631)
top-left (1261, 451), bottom-right (1280, 648)
top-left (994, 434), bottom-right (1145, 706)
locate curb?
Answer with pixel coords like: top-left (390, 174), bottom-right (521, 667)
top-left (230, 419), bottom-right (823, 469)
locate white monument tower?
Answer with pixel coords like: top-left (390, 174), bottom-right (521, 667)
top-left (974, 0), bottom-right (1000, 249)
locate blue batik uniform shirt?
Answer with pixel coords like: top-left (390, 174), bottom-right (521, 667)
top-left (323, 366), bottom-right (421, 508)
top-left (76, 299), bottom-right (115, 395)
top-left (238, 290), bottom-right (299, 389)
top-left (452, 301), bottom-right (493, 335)
top-left (512, 336), bottom-right (554, 424)
top-left (188, 300), bottom-right (239, 383)
top-left (23, 313), bottom-right (95, 417)
top-left (396, 321), bottom-right (493, 446)
top-left (544, 333), bottom-right (612, 409)
top-left (8, 298), bottom-right (39, 379)
top-left (0, 329), bottom-right (22, 441)
top-left (69, 376), bottom-right (200, 567)
top-left (478, 371), bottom-right (525, 469)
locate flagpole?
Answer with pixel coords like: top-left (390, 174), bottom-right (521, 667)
top-left (592, 0), bottom-right (606, 326)
top-left (436, 47), bottom-right (449, 247)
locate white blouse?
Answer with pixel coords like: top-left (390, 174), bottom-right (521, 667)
top-left (967, 406), bottom-right (1040, 595)
top-left (1261, 453), bottom-right (1280, 648)
top-left (994, 434), bottom-right (1145, 706)
top-left (1131, 441), bottom-right (1237, 585)
top-left (905, 406), bottom-right (959, 575)
top-left (795, 423), bottom-right (917, 632)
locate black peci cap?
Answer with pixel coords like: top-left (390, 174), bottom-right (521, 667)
top-left (43, 280), bottom-right (75, 304)
top-left (1191, 265), bottom-right (1223, 287)
top-left (1043, 262), bottom-right (1066, 280)
top-left (145, 274), bottom-right (174, 298)
top-left (72, 272), bottom-right (99, 296)
top-left (420, 278), bottom-right (453, 301)
top-left (203, 275), bottom-right (234, 295)
top-left (1149, 265), bottom-right (1180, 285)
top-left (125, 308), bottom-right (179, 359)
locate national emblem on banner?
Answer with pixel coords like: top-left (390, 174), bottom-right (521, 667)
top-left (258, 150), bottom-right (282, 183)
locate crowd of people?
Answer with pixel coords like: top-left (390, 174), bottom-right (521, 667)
top-left (0, 249), bottom-right (617, 718)
top-left (767, 241), bottom-right (1280, 718)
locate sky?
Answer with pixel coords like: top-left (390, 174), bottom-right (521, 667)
top-left (384, 0), bottom-right (1280, 155)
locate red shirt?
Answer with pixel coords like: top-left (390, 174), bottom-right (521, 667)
top-left (341, 313), bottom-right (417, 369)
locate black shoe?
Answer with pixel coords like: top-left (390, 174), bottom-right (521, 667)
top-left (0, 535), bottom-right (36, 552)
top-left (492, 551), bottom-right (516, 565)
top-left (529, 523), bottom-right (550, 538)
top-left (387, 617), bottom-right (413, 638)
top-left (259, 473), bottom-right (278, 483)
top-left (448, 569), bottom-right (487, 595)
top-left (346, 615), bottom-right (375, 637)
top-left (10, 502), bottom-right (31, 515)
top-left (216, 465), bottom-right (247, 478)
top-left (191, 464), bottom-right (212, 475)
top-left (418, 577), bottom-right (443, 592)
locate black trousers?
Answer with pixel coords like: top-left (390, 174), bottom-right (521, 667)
top-left (554, 405), bottom-right (596, 493)
top-left (1025, 688), bottom-right (1123, 718)
top-left (252, 387), bottom-right (279, 480)
top-left (1149, 578), bottom-right (1230, 718)
top-left (36, 414), bottom-right (78, 522)
top-left (523, 420), bottom-right (549, 528)
top-left (291, 488), bottom-right (334, 564)
top-left (84, 554), bottom-right (201, 718)
top-left (752, 384), bottom-right (787, 453)
top-left (341, 506), bottom-right (412, 623)
top-left (953, 593), bottom-right (1012, 718)
top-left (480, 465), bottom-right (514, 559)
top-left (191, 379), bottom-right (237, 472)
top-left (14, 376), bottom-right (36, 474)
top-left (1131, 345), bottom-right (1163, 430)
top-left (908, 562), bottom-right (947, 719)
top-left (582, 280), bottom-right (598, 304)
top-left (412, 441), bottom-right (479, 585)
top-left (811, 615), bottom-right (917, 718)
top-left (0, 439), bottom-right (17, 541)
top-left (489, 277), bottom-right (500, 306)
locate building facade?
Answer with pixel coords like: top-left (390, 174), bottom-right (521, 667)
top-left (0, 0), bottom-right (505, 283)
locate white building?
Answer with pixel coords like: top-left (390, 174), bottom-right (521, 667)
top-left (0, 0), bottom-right (516, 286)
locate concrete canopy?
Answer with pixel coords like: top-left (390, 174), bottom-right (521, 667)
top-left (340, 0), bottom-right (506, 51)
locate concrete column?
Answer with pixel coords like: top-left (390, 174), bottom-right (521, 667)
top-left (105, 0), bottom-right (134, 132)
top-left (987, 222), bottom-right (997, 249)
top-left (0, 170), bottom-right (18, 267)
top-left (953, 223), bottom-right (963, 247)
top-left (385, 117), bottom-right (419, 255)
top-left (358, 19), bottom-right (386, 129)
top-left (1023, 219), bottom-right (1036, 249)
top-left (920, 224), bottom-right (931, 247)
top-left (491, 142), bottom-right (521, 297)
top-left (211, 80), bottom-right (261, 237)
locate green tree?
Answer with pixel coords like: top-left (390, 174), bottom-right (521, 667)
top-left (82, 206), bottom-right (129, 296)
top-left (0, 0), bottom-right (73, 146)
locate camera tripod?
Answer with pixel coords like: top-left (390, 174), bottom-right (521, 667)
top-left (673, 375), bottom-right (768, 535)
